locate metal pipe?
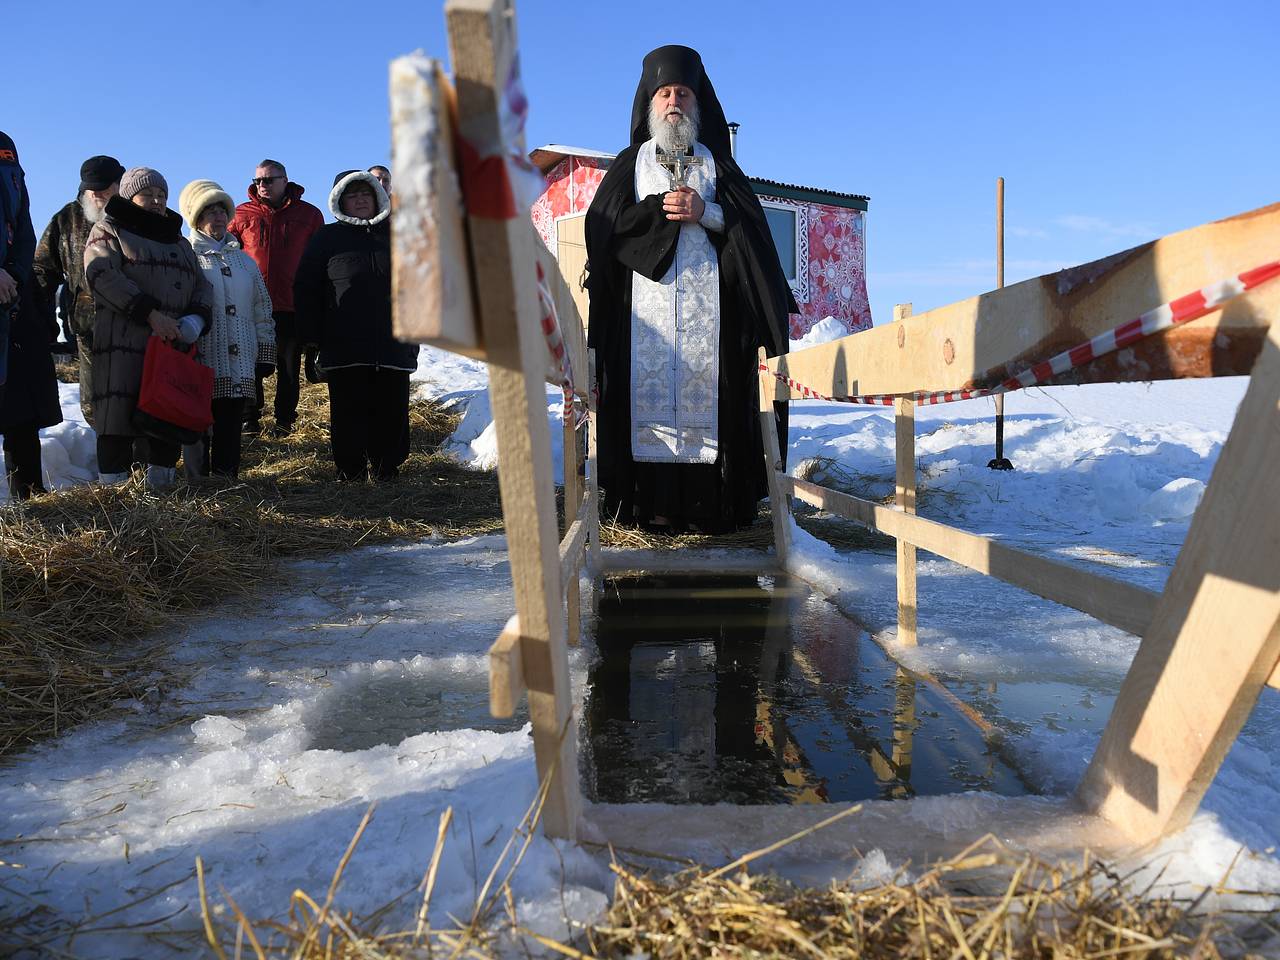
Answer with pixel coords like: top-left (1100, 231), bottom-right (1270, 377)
top-left (728, 121), bottom-right (740, 160)
top-left (988, 176), bottom-right (1014, 470)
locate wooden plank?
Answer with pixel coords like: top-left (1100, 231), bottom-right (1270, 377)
top-left (534, 232), bottom-right (588, 389)
top-left (555, 214), bottom-right (591, 343)
top-left (759, 347), bottom-right (793, 565)
top-left (1077, 320), bottom-right (1280, 842)
top-left (488, 617), bottom-right (526, 718)
top-left (586, 350), bottom-right (601, 571)
top-left (447, 0), bottom-right (579, 840)
top-left (600, 551), bottom-right (778, 576)
top-left (770, 202), bottom-right (1280, 398)
top-left (558, 496), bottom-right (591, 590)
top-left (784, 476), bottom-right (1160, 637)
top-left (893, 304), bottom-right (918, 647)
top-left (563, 394), bottom-right (583, 649)
top-left (389, 53), bottom-right (481, 356)
top-left (560, 267), bottom-right (586, 648)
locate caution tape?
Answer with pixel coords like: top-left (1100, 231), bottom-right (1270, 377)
top-left (761, 259), bottom-right (1280, 406)
top-left (536, 261), bottom-right (587, 427)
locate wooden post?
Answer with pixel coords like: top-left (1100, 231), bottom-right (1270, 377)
top-left (446, 0), bottom-right (579, 840)
top-left (759, 347), bottom-right (792, 565)
top-left (586, 349), bottom-right (600, 571)
top-left (1077, 319), bottom-right (1280, 842)
top-left (894, 303), bottom-right (917, 646)
top-left (563, 400), bottom-right (582, 648)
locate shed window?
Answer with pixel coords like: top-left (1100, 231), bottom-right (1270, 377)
top-left (762, 203), bottom-right (798, 284)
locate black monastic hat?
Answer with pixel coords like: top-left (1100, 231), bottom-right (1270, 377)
top-left (629, 45), bottom-right (732, 158)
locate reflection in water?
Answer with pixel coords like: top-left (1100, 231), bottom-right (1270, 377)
top-left (583, 574), bottom-right (1028, 805)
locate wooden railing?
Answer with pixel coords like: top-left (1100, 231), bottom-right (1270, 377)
top-left (394, 0), bottom-right (1277, 846)
top-left (760, 200), bottom-right (1280, 842)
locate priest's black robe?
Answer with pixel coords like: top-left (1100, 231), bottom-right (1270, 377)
top-left (585, 143), bottom-right (795, 534)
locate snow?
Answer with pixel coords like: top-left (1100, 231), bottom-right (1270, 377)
top-left (0, 380), bottom-right (98, 498)
top-left (3, 342), bottom-right (1278, 954)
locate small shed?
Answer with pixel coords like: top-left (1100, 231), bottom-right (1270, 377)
top-left (529, 145), bottom-right (873, 339)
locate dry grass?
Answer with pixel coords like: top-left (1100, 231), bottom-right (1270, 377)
top-left (53, 353), bottom-right (80, 384)
top-left (194, 800), bottom-right (1279, 959)
top-left (0, 381), bottom-right (502, 760)
top-left (587, 840), bottom-right (1279, 959)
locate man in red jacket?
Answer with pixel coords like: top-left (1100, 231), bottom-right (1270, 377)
top-left (228, 159), bottom-right (323, 435)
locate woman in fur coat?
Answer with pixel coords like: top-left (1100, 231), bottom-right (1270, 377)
top-left (178, 180), bottom-right (275, 479)
top-left (84, 167), bottom-right (213, 490)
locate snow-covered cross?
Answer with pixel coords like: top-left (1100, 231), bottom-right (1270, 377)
top-left (388, 0), bottom-right (594, 843)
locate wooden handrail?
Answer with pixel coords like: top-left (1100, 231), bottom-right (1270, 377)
top-left (558, 491), bottom-right (593, 588)
top-left (784, 475), bottom-right (1160, 637)
top-left (488, 618), bottom-right (525, 718)
top-left (767, 201), bottom-right (1279, 399)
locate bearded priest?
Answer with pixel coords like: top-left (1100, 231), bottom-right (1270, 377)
top-left (585, 44), bottom-right (795, 535)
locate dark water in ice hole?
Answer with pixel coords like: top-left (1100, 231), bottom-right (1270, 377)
top-left (304, 573), bottom-right (1029, 805)
top-left (582, 574), bottom-right (1029, 805)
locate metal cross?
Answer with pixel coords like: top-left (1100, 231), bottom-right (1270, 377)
top-left (657, 133), bottom-right (704, 189)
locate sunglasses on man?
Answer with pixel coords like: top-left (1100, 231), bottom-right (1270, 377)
top-left (253, 175), bottom-right (284, 186)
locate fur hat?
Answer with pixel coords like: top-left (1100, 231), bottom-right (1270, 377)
top-left (119, 167), bottom-right (168, 201)
top-left (78, 155), bottom-right (125, 193)
top-left (179, 179), bottom-right (235, 227)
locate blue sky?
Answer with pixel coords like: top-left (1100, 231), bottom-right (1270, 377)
top-left (7, 0), bottom-right (1276, 326)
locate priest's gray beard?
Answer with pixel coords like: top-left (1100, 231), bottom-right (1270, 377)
top-left (648, 99), bottom-right (700, 154)
top-left (79, 193), bottom-right (107, 224)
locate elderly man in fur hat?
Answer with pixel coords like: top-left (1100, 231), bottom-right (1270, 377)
top-left (31, 155), bottom-right (126, 423)
top-left (585, 45), bottom-right (795, 534)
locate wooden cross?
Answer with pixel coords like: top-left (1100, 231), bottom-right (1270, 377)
top-left (389, 0), bottom-right (596, 841)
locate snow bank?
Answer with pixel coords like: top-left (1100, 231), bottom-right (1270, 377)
top-left (0, 538), bottom-right (607, 957)
top-left (782, 386), bottom-right (1280, 855)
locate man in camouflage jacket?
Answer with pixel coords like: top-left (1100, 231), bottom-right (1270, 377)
top-left (32, 155), bottom-right (125, 422)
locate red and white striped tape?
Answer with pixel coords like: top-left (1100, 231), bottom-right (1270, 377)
top-left (761, 260), bottom-right (1280, 406)
top-left (536, 261), bottom-right (586, 426)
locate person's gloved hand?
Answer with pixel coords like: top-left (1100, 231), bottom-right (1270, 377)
top-left (175, 314), bottom-right (204, 345)
top-left (256, 362), bottom-right (275, 379)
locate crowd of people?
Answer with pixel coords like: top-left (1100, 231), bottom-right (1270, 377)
top-left (0, 133), bottom-right (417, 498)
top-left (6, 43), bottom-right (790, 533)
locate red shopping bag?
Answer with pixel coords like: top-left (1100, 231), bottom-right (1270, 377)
top-left (133, 337), bottom-right (213, 443)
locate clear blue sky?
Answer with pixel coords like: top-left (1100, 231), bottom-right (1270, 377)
top-left (8, 0), bottom-right (1276, 326)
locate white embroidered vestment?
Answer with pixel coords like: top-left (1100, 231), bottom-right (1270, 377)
top-left (630, 139), bottom-right (725, 463)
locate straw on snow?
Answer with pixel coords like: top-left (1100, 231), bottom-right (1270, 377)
top-left (0, 384), bottom-right (497, 759)
top-left (198, 798), bottom-right (1280, 959)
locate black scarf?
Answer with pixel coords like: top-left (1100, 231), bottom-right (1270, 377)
top-left (104, 195), bottom-right (184, 243)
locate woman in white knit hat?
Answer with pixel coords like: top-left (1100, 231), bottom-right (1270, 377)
top-left (178, 179), bottom-right (275, 478)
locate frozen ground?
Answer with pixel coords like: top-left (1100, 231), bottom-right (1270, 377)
top-left (2, 341), bottom-right (1278, 956)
